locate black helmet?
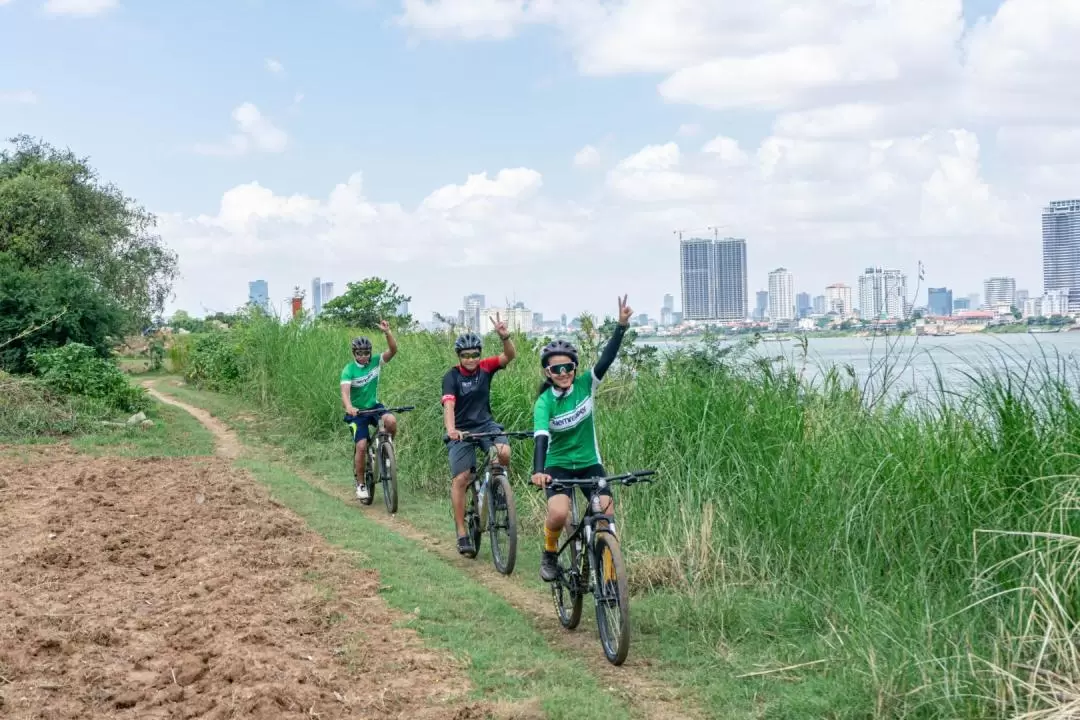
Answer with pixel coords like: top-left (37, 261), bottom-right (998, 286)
top-left (540, 339), bottom-right (578, 368)
top-left (454, 332), bottom-right (483, 354)
top-left (351, 336), bottom-right (372, 354)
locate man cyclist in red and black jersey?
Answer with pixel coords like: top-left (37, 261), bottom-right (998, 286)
top-left (442, 314), bottom-right (516, 555)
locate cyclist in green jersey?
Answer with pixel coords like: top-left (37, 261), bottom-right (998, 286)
top-left (340, 320), bottom-right (398, 501)
top-left (531, 295), bottom-right (632, 582)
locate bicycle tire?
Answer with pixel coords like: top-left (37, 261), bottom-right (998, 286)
top-left (357, 446), bottom-right (375, 506)
top-left (593, 532), bottom-right (631, 665)
top-left (488, 471), bottom-right (517, 575)
top-left (463, 483), bottom-right (481, 559)
top-left (379, 439), bottom-right (398, 515)
top-left (552, 521), bottom-right (584, 629)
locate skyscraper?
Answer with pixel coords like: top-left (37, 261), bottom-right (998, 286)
top-left (463, 294), bottom-right (485, 331)
top-left (663, 294), bottom-right (674, 312)
top-left (679, 236), bottom-right (748, 321)
top-left (858, 267), bottom-right (907, 320)
top-left (754, 290), bottom-right (768, 321)
top-left (796, 291), bottom-right (811, 318)
top-left (927, 287), bottom-right (953, 316)
top-left (311, 277), bottom-right (323, 315)
top-left (768, 268), bottom-right (795, 321)
top-left (320, 281), bottom-right (335, 305)
top-left (825, 283), bottom-right (853, 317)
top-left (1043, 200), bottom-right (1080, 310)
top-left (248, 280), bottom-right (269, 312)
top-left (983, 277), bottom-right (1016, 309)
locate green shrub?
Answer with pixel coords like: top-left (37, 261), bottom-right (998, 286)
top-left (0, 370), bottom-right (99, 438)
top-left (182, 331), bottom-right (242, 391)
top-left (30, 342), bottom-right (150, 414)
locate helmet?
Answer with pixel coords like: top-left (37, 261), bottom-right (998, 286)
top-left (454, 332), bottom-right (483, 354)
top-left (540, 339), bottom-right (578, 368)
top-left (351, 336), bottom-right (372, 354)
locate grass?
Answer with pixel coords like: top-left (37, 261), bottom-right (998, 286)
top-left (166, 319), bottom-right (1080, 718)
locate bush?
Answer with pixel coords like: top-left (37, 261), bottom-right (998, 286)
top-left (0, 371), bottom-right (100, 438)
top-left (182, 332), bottom-right (242, 391)
top-left (30, 342), bottom-right (150, 414)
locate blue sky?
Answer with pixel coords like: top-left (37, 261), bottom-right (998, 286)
top-left (2, 0), bottom-right (1074, 321)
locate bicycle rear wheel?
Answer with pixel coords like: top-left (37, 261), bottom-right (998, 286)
top-left (552, 521), bottom-right (584, 629)
top-left (463, 482), bottom-right (481, 559)
top-left (487, 471), bottom-right (517, 575)
top-left (593, 532), bottom-right (630, 665)
top-left (379, 440), bottom-right (398, 514)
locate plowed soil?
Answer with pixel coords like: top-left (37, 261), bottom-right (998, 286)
top-left (0, 446), bottom-right (488, 719)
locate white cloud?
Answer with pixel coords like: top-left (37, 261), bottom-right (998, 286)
top-left (194, 103), bottom-right (288, 156)
top-left (701, 135), bottom-right (748, 167)
top-left (265, 58), bottom-right (284, 74)
top-left (573, 144), bottom-right (601, 168)
top-left (0, 90), bottom-right (37, 104)
top-left (43, 0), bottom-right (117, 16)
top-left (607, 142), bottom-right (720, 202)
top-left (676, 123), bottom-right (701, 137)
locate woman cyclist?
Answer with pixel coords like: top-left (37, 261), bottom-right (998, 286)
top-left (531, 295), bottom-right (632, 582)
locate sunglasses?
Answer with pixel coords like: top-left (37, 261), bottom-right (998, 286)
top-left (353, 350), bottom-right (371, 358)
top-left (547, 362), bottom-right (577, 376)
top-left (458, 351), bottom-right (481, 360)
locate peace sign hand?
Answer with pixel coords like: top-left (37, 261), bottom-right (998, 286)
top-left (617, 295), bottom-right (632, 327)
top-left (378, 319), bottom-right (391, 334)
top-left (491, 312), bottom-right (510, 340)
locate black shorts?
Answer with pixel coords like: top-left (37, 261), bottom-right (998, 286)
top-left (344, 404), bottom-right (387, 443)
top-left (447, 420), bottom-right (508, 477)
top-left (544, 464), bottom-right (610, 501)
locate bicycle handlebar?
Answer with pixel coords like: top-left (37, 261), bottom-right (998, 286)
top-left (444, 430), bottom-right (534, 443)
top-left (546, 470), bottom-right (656, 492)
top-left (348, 405), bottom-right (416, 416)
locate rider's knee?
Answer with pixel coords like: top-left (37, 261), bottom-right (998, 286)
top-left (452, 470), bottom-right (471, 488)
top-left (382, 414), bottom-right (397, 433)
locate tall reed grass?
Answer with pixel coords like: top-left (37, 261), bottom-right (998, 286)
top-left (176, 318), bottom-right (1080, 718)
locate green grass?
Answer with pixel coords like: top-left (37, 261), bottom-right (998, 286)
top-left (69, 399), bottom-right (216, 457)
top-left (165, 320), bottom-right (1080, 718)
top-left (239, 457), bottom-right (633, 719)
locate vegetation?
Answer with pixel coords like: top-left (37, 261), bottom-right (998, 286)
top-left (319, 276), bottom-right (413, 329)
top-left (171, 312), bottom-right (1080, 718)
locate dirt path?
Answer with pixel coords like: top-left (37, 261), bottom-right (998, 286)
top-left (0, 447), bottom-right (494, 719)
top-left (146, 382), bottom-right (701, 720)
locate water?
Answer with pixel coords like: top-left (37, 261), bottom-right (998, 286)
top-left (640, 331), bottom-right (1080, 400)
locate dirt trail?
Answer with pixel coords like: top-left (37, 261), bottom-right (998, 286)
top-left (0, 447), bottom-right (499, 719)
top-left (147, 382), bottom-right (702, 720)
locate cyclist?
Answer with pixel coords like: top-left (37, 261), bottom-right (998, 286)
top-left (531, 295), bottom-right (632, 582)
top-left (340, 320), bottom-right (398, 501)
top-left (442, 314), bottom-right (516, 555)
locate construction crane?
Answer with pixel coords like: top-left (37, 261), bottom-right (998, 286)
top-left (673, 225), bottom-right (731, 242)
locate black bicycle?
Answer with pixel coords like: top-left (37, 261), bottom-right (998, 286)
top-left (450, 430), bottom-right (533, 575)
top-left (348, 406), bottom-right (415, 514)
top-left (548, 470), bottom-right (656, 666)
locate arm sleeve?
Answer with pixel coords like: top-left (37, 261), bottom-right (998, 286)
top-left (478, 356), bottom-right (502, 373)
top-left (441, 371), bottom-right (456, 404)
top-left (593, 324), bottom-right (627, 382)
top-left (532, 395), bottom-right (551, 473)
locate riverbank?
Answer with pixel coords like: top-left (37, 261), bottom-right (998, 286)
top-left (169, 319), bottom-right (1080, 718)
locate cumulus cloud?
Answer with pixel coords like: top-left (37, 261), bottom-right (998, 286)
top-left (194, 103), bottom-right (288, 156)
top-left (573, 144), bottom-right (601, 168)
top-left (44, 0), bottom-right (117, 16)
top-left (265, 58), bottom-right (284, 74)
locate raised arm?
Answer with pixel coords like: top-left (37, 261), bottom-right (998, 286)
top-left (378, 320), bottom-right (397, 363)
top-left (593, 294), bottom-right (632, 382)
top-left (490, 312), bottom-right (516, 367)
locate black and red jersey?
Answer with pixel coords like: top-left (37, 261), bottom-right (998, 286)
top-left (441, 356), bottom-right (503, 431)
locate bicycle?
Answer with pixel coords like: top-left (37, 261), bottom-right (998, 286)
top-left (348, 405), bottom-right (415, 514)
top-left (449, 430), bottom-right (534, 575)
top-left (547, 469), bottom-right (656, 666)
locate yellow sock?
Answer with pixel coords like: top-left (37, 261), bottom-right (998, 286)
top-left (603, 548), bottom-right (616, 583)
top-left (544, 526), bottom-right (560, 552)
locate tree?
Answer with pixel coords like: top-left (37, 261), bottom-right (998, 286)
top-left (0, 135), bottom-right (178, 325)
top-left (319, 277), bottom-right (412, 329)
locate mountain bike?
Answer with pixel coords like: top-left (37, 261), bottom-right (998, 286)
top-left (548, 470), bottom-right (656, 666)
top-left (348, 405), bottom-right (415, 514)
top-left (451, 430), bottom-right (534, 575)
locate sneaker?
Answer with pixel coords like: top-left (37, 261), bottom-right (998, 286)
top-left (457, 535), bottom-right (474, 555)
top-left (540, 550), bottom-right (559, 582)
top-left (356, 484), bottom-right (370, 501)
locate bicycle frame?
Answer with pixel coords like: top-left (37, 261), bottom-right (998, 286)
top-left (550, 471), bottom-right (656, 557)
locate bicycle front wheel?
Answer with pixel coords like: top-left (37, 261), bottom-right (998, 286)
top-left (593, 532), bottom-right (630, 665)
top-left (379, 440), bottom-right (398, 514)
top-left (463, 483), bottom-right (481, 559)
top-left (487, 471), bottom-right (517, 575)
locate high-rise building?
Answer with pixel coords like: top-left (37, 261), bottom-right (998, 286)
top-left (825, 283), bottom-right (853, 317)
top-left (796, 291), bottom-right (811, 318)
top-left (663, 294), bottom-right (674, 312)
top-left (858, 267), bottom-right (907, 320)
top-left (482, 305), bottom-right (532, 333)
top-left (983, 277), bottom-right (1016, 309)
top-left (396, 301), bottom-right (409, 316)
top-left (754, 290), bottom-right (769, 321)
top-left (927, 287), bottom-right (953, 316)
top-left (953, 297), bottom-right (970, 311)
top-left (248, 280), bottom-right (269, 312)
top-left (1016, 289), bottom-right (1030, 306)
top-left (812, 295), bottom-right (826, 315)
top-left (679, 237), bottom-right (748, 321)
top-left (1043, 199), bottom-right (1080, 311)
top-left (463, 294), bottom-right (485, 332)
top-left (768, 268), bottom-right (796, 321)
top-left (311, 277), bottom-right (323, 315)
top-left (320, 281), bottom-right (335, 305)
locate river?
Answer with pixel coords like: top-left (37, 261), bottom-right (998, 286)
top-left (638, 331), bottom-right (1080, 401)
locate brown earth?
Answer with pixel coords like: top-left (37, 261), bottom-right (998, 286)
top-left (0, 445), bottom-right (499, 719)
